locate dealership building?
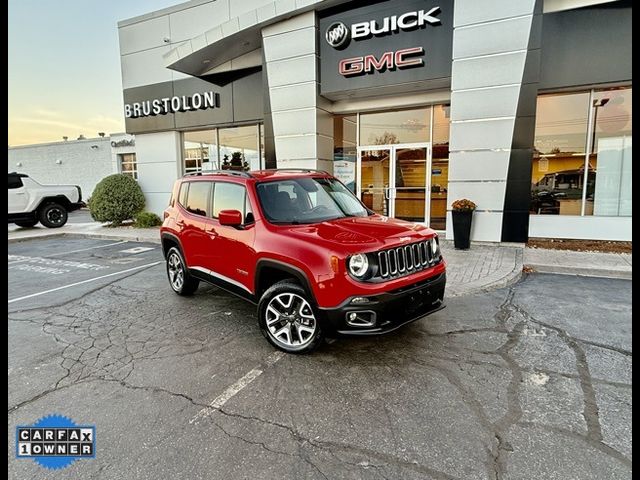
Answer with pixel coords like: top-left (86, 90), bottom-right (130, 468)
top-left (118, 0), bottom-right (631, 242)
top-left (8, 133), bottom-right (136, 197)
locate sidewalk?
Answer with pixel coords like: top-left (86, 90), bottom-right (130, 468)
top-left (440, 241), bottom-right (523, 297)
top-left (524, 247), bottom-right (632, 279)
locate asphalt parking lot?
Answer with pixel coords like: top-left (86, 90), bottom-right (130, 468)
top-left (8, 237), bottom-right (632, 479)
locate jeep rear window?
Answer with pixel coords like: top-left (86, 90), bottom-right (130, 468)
top-left (256, 177), bottom-right (370, 225)
top-left (178, 182), bottom-right (189, 207)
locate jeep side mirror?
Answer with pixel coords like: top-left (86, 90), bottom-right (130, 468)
top-left (219, 209), bottom-right (243, 227)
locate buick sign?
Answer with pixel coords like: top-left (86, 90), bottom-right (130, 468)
top-left (325, 6), bottom-right (441, 49)
top-left (325, 22), bottom-right (349, 48)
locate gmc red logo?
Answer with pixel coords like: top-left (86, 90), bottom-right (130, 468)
top-left (338, 47), bottom-right (424, 77)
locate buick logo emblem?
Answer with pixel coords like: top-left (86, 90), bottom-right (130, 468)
top-left (325, 22), bottom-right (349, 48)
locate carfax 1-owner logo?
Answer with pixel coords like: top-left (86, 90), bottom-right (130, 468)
top-left (16, 414), bottom-right (96, 470)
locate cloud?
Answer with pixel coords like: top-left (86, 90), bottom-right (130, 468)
top-left (34, 108), bottom-right (62, 118)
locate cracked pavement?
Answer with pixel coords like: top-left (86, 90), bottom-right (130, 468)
top-left (7, 238), bottom-right (632, 479)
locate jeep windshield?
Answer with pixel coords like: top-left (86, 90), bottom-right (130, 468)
top-left (256, 177), bottom-right (370, 225)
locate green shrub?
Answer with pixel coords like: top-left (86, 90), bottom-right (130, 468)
top-left (134, 211), bottom-right (162, 228)
top-left (88, 174), bottom-right (145, 226)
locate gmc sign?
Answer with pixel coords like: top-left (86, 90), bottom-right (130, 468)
top-left (338, 47), bottom-right (424, 76)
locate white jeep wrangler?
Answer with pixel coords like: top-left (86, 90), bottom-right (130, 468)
top-left (8, 172), bottom-right (85, 228)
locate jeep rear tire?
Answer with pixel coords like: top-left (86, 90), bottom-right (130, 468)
top-left (15, 219), bottom-right (38, 228)
top-left (166, 247), bottom-right (200, 295)
top-left (38, 203), bottom-right (68, 228)
top-left (258, 280), bottom-right (323, 354)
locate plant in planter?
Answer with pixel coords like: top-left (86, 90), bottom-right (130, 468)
top-left (451, 198), bottom-right (476, 250)
top-left (229, 151), bottom-right (244, 170)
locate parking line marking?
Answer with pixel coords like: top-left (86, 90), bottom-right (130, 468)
top-left (7, 261), bottom-right (162, 304)
top-left (7, 240), bottom-right (128, 265)
top-left (190, 351), bottom-right (285, 423)
top-left (120, 246), bottom-right (155, 254)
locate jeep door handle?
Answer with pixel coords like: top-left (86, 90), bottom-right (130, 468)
top-left (176, 220), bottom-right (185, 227)
top-left (207, 231), bottom-right (218, 239)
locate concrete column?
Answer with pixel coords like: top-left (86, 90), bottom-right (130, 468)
top-left (261, 11), bottom-right (333, 173)
top-left (448, 0), bottom-right (540, 242)
top-left (134, 131), bottom-right (182, 214)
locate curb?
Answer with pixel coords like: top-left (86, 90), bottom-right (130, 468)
top-left (67, 232), bottom-right (161, 244)
top-left (8, 232), bottom-right (66, 243)
top-left (8, 231), bottom-right (161, 245)
top-left (524, 263), bottom-right (632, 280)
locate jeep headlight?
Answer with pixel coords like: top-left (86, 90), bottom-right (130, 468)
top-left (431, 235), bottom-right (440, 258)
top-left (348, 254), bottom-right (369, 278)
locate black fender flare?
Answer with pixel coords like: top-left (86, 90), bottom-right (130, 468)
top-left (255, 259), bottom-right (315, 301)
top-left (160, 232), bottom-right (185, 259)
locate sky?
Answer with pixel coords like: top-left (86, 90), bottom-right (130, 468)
top-left (8, 0), bottom-right (184, 146)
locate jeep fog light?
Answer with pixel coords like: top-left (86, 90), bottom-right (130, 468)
top-left (345, 311), bottom-right (376, 327)
top-left (348, 254), bottom-right (369, 278)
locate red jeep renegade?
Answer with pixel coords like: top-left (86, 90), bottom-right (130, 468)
top-left (161, 169), bottom-right (446, 353)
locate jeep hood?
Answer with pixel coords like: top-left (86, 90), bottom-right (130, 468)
top-left (280, 215), bottom-right (435, 254)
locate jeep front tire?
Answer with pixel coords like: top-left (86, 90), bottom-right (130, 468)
top-left (258, 280), bottom-right (323, 353)
top-left (38, 202), bottom-right (68, 228)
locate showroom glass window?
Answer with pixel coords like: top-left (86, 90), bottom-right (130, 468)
top-left (359, 108), bottom-right (431, 146)
top-left (184, 130), bottom-right (216, 173)
top-left (531, 87), bottom-right (632, 216)
top-left (333, 115), bottom-right (357, 192)
top-left (182, 124), bottom-right (263, 174)
top-left (430, 105), bottom-right (450, 230)
top-left (119, 153), bottom-right (138, 180)
top-left (218, 125), bottom-right (261, 171)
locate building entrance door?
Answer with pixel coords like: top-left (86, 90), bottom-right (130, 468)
top-left (357, 143), bottom-right (431, 224)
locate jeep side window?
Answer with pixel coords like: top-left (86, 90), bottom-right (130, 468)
top-left (185, 181), bottom-right (211, 217)
top-left (213, 182), bottom-right (246, 219)
top-left (8, 175), bottom-right (23, 189)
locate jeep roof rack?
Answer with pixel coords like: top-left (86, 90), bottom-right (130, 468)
top-left (183, 170), bottom-right (254, 178)
top-left (266, 168), bottom-right (330, 175)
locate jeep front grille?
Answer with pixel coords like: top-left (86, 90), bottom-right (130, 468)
top-left (376, 239), bottom-right (441, 280)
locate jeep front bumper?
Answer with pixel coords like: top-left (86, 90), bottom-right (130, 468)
top-left (318, 272), bottom-right (445, 336)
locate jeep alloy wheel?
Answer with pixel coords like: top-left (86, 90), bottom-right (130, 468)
top-left (168, 252), bottom-right (184, 291)
top-left (258, 281), bottom-right (323, 353)
top-left (266, 293), bottom-right (317, 348)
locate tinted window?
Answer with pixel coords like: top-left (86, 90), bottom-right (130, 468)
top-left (178, 182), bottom-right (189, 207)
top-left (256, 178), bottom-right (369, 224)
top-left (8, 175), bottom-right (23, 189)
top-left (244, 192), bottom-right (254, 224)
top-left (185, 181), bottom-right (211, 216)
top-left (213, 182), bottom-right (246, 218)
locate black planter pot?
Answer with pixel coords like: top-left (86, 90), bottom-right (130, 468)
top-left (452, 210), bottom-right (474, 249)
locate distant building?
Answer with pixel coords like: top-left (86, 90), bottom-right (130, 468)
top-left (8, 134), bottom-right (136, 198)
